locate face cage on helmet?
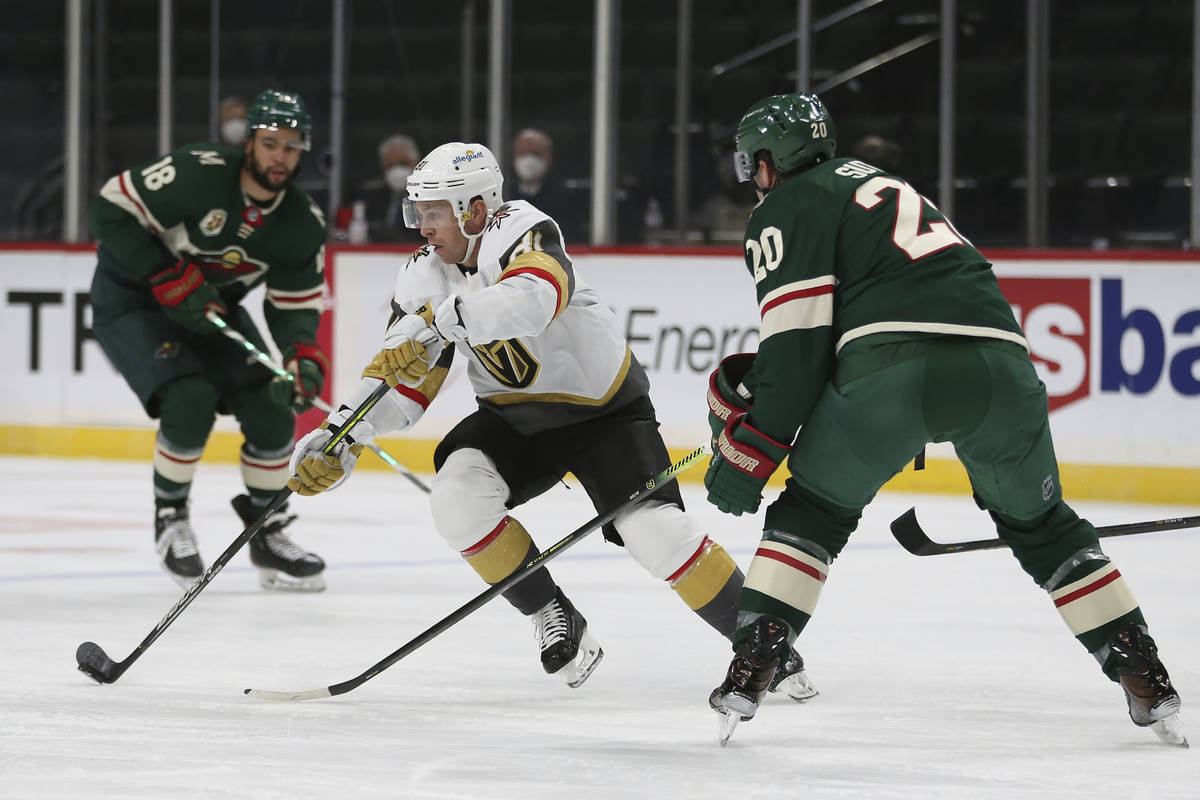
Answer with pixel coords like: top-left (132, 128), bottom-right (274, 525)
top-left (732, 150), bottom-right (757, 183)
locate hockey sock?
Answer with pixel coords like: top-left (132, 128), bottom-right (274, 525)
top-left (154, 376), bottom-right (218, 508)
top-left (1042, 546), bottom-right (1146, 655)
top-left (734, 530), bottom-right (831, 647)
top-left (460, 517), bottom-right (557, 616)
top-left (240, 442), bottom-right (294, 503)
top-left (666, 538), bottom-right (742, 639)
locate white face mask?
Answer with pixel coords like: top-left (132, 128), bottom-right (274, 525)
top-left (221, 118), bottom-right (246, 146)
top-left (385, 164), bottom-right (412, 192)
top-left (513, 154), bottom-right (547, 182)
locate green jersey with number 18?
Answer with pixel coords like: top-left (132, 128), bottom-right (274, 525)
top-left (742, 156), bottom-right (1026, 444)
top-left (89, 142), bottom-right (326, 346)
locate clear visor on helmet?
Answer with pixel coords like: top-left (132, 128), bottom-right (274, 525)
top-left (401, 197), bottom-right (462, 230)
top-left (732, 150), bottom-right (756, 183)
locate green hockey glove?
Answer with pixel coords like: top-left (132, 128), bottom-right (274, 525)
top-left (705, 412), bottom-right (791, 516)
top-left (149, 259), bottom-right (227, 334)
top-left (270, 341), bottom-right (328, 411)
top-left (707, 353), bottom-right (755, 444)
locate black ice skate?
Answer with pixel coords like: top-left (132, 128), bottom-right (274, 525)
top-left (709, 616), bottom-right (790, 746)
top-left (769, 647), bottom-right (819, 703)
top-left (530, 587), bottom-right (603, 688)
top-left (1106, 626), bottom-right (1187, 748)
top-left (154, 504), bottom-right (204, 588)
top-left (231, 494), bottom-right (326, 592)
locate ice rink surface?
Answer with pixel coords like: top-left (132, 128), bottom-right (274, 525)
top-left (1, 454), bottom-right (1197, 799)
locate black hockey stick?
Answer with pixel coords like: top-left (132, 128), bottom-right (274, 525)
top-left (75, 380), bottom-right (394, 685)
top-left (207, 310), bottom-right (430, 494)
top-left (244, 443), bottom-right (712, 701)
top-left (890, 506), bottom-right (1200, 556)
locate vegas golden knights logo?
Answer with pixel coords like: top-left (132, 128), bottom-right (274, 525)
top-left (472, 338), bottom-right (540, 388)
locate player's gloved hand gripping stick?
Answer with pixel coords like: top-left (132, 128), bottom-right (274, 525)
top-left (204, 309), bottom-right (430, 494)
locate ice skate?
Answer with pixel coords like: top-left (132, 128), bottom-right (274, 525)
top-left (1107, 626), bottom-right (1187, 748)
top-left (531, 587), bottom-right (603, 688)
top-left (154, 504), bottom-right (204, 588)
top-left (231, 494), bottom-right (326, 592)
top-left (769, 647), bottom-right (818, 703)
top-left (709, 616), bottom-right (790, 746)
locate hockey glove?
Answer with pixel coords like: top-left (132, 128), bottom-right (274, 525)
top-left (270, 341), bottom-right (329, 412)
top-left (705, 412), bottom-right (791, 517)
top-left (149, 259), bottom-right (227, 334)
top-left (431, 294), bottom-right (470, 344)
top-left (287, 409), bottom-right (378, 496)
top-left (363, 313), bottom-right (445, 388)
top-left (707, 353), bottom-right (756, 444)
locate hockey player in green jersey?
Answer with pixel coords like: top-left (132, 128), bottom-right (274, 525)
top-left (705, 92), bottom-right (1185, 747)
top-left (89, 88), bottom-right (329, 592)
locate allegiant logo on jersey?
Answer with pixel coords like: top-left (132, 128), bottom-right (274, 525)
top-left (1001, 276), bottom-right (1200, 411)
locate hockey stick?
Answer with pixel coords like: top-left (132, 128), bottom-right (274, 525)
top-left (244, 443), bottom-right (713, 701)
top-left (206, 310), bottom-right (430, 494)
top-left (890, 507), bottom-right (1200, 556)
top-left (75, 379), bottom-right (394, 685)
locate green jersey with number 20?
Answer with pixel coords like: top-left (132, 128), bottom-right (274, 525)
top-left (742, 156), bottom-right (1026, 445)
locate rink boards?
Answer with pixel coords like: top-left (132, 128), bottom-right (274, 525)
top-left (2, 244), bottom-right (1197, 503)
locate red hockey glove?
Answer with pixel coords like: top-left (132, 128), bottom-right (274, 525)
top-left (270, 341), bottom-right (329, 412)
top-left (707, 353), bottom-right (756, 444)
top-left (149, 259), bottom-right (226, 334)
top-left (705, 412), bottom-right (791, 517)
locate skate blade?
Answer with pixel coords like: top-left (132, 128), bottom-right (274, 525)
top-left (717, 711), bottom-right (740, 747)
top-left (773, 671), bottom-right (819, 703)
top-left (1150, 714), bottom-right (1189, 748)
top-left (257, 569), bottom-right (327, 592)
top-left (558, 633), bottom-right (604, 689)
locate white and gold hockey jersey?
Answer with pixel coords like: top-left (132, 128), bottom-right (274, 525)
top-left (391, 200), bottom-right (649, 433)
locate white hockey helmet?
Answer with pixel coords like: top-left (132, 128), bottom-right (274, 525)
top-left (402, 142), bottom-right (504, 231)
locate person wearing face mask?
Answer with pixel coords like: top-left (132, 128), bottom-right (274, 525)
top-left (218, 96), bottom-right (248, 147)
top-left (355, 134), bottom-right (424, 244)
top-left (510, 128), bottom-right (584, 243)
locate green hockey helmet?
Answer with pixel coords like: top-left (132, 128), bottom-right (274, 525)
top-left (246, 88), bottom-right (312, 150)
top-left (733, 92), bottom-right (836, 182)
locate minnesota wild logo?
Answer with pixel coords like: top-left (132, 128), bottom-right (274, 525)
top-left (192, 247), bottom-right (268, 283)
top-left (154, 341), bottom-right (179, 359)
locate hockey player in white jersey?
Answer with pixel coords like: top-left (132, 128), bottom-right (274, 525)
top-left (286, 142), bottom-right (816, 696)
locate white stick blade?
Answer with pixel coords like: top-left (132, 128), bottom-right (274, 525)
top-left (244, 687), bottom-right (333, 702)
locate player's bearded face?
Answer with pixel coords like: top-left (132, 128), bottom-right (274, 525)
top-left (245, 130), bottom-right (304, 193)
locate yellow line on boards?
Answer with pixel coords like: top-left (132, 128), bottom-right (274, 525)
top-left (2, 426), bottom-right (1198, 505)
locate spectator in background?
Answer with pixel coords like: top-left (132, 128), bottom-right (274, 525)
top-left (510, 128), bottom-right (585, 243)
top-left (357, 134), bottom-right (424, 243)
top-left (218, 96), bottom-right (248, 146)
top-left (851, 134), bottom-right (903, 172)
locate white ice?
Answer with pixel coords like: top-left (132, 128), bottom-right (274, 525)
top-left (1, 455), bottom-right (1197, 799)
